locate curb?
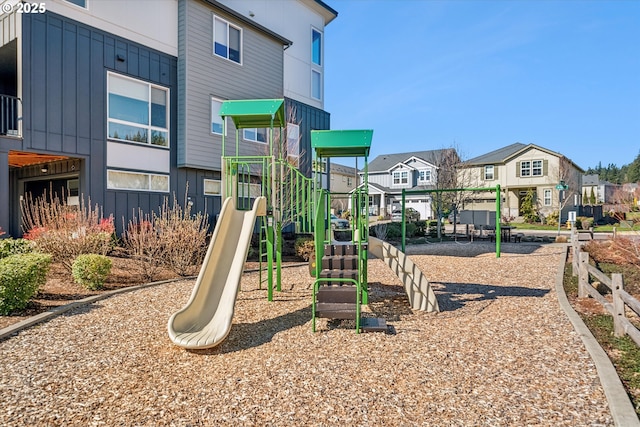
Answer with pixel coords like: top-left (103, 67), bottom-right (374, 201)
top-left (555, 244), bottom-right (639, 426)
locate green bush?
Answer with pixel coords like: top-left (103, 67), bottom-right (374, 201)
top-left (72, 254), bottom-right (112, 290)
top-left (0, 238), bottom-right (36, 259)
top-left (0, 253), bottom-right (52, 315)
top-left (545, 211), bottom-right (559, 227)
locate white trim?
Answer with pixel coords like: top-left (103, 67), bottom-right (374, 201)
top-left (107, 169), bottom-right (170, 193)
top-left (311, 26), bottom-right (323, 66)
top-left (311, 69), bottom-right (322, 100)
top-left (210, 96), bottom-right (225, 136)
top-left (213, 14), bottom-right (243, 65)
top-left (203, 178), bottom-right (222, 196)
top-left (62, 0), bottom-right (87, 10)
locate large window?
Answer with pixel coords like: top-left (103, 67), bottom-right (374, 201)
top-left (312, 28), bottom-right (322, 66)
top-left (107, 170), bottom-right (169, 192)
top-left (107, 73), bottom-right (169, 147)
top-left (287, 123), bottom-right (299, 166)
top-left (243, 128), bottom-right (268, 143)
top-left (211, 98), bottom-right (224, 135)
top-left (393, 171), bottom-right (408, 185)
top-left (520, 160), bottom-right (543, 177)
top-left (484, 165), bottom-right (494, 180)
top-left (204, 179), bottom-right (222, 196)
top-left (214, 16), bottom-right (241, 64)
top-left (419, 169), bottom-right (431, 183)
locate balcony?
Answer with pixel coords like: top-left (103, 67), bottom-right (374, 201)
top-left (0, 94), bottom-right (20, 137)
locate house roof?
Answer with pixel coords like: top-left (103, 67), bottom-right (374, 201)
top-left (329, 162), bottom-right (358, 176)
top-left (368, 149), bottom-right (454, 172)
top-left (582, 174), bottom-right (600, 186)
top-left (464, 142), bottom-right (584, 172)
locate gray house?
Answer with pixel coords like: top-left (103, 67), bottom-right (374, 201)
top-left (0, 0), bottom-right (335, 237)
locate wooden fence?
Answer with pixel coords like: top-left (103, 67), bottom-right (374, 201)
top-left (571, 228), bottom-right (640, 347)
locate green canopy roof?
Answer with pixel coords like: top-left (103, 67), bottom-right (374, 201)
top-left (311, 129), bottom-right (372, 158)
top-left (219, 99), bottom-right (285, 129)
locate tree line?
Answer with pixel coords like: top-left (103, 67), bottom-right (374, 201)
top-left (586, 152), bottom-right (640, 184)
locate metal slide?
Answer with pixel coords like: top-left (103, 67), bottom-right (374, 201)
top-left (368, 237), bottom-right (440, 312)
top-left (168, 196), bottom-right (266, 349)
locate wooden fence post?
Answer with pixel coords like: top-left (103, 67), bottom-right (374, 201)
top-left (571, 225), bottom-right (579, 276)
top-left (578, 251), bottom-right (589, 298)
top-left (612, 273), bottom-right (625, 338)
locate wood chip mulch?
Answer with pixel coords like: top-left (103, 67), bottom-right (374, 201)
top-left (0, 243), bottom-right (614, 426)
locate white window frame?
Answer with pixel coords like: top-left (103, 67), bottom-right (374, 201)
top-left (393, 171), bottom-right (409, 185)
top-left (419, 169), bottom-right (431, 183)
top-left (520, 161), bottom-right (531, 177)
top-left (311, 69), bottom-right (322, 100)
top-left (311, 27), bottom-right (322, 66)
top-left (543, 189), bottom-right (552, 206)
top-left (107, 169), bottom-right (169, 193)
top-left (63, 0), bottom-right (87, 8)
top-left (286, 123), bottom-right (300, 164)
top-left (204, 178), bottom-right (222, 196)
top-left (532, 160), bottom-right (543, 176)
top-left (484, 165), bottom-right (494, 180)
top-left (213, 15), bottom-right (242, 64)
top-left (243, 128), bottom-right (268, 143)
top-left (211, 97), bottom-right (225, 136)
top-left (107, 72), bottom-right (170, 149)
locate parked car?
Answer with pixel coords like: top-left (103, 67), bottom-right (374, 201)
top-left (391, 208), bottom-right (420, 222)
top-left (330, 214), bottom-right (349, 229)
top-left (448, 211), bottom-right (460, 224)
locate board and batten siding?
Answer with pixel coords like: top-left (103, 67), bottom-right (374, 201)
top-left (178, 0), bottom-right (285, 171)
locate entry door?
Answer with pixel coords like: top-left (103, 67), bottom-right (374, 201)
top-left (23, 177), bottom-right (79, 204)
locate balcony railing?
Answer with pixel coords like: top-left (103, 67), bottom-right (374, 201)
top-left (0, 94), bottom-right (21, 137)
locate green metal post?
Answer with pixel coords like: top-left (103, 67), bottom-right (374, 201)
top-left (496, 184), bottom-right (501, 258)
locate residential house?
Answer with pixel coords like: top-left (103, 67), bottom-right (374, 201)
top-left (582, 174), bottom-right (621, 205)
top-left (356, 149), bottom-right (458, 220)
top-left (0, 0), bottom-right (337, 236)
top-left (461, 143), bottom-right (584, 222)
top-left (328, 162), bottom-right (358, 214)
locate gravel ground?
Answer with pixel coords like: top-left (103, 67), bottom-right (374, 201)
top-left (0, 243), bottom-right (614, 426)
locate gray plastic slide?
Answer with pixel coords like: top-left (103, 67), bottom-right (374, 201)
top-left (368, 236), bottom-right (440, 312)
top-left (168, 196), bottom-right (266, 349)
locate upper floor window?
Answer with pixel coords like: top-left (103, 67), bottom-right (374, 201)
top-left (418, 169), bottom-right (431, 183)
top-left (243, 128), bottom-right (267, 143)
top-left (211, 97), bottom-right (224, 135)
top-left (520, 160), bottom-right (543, 177)
top-left (393, 171), bottom-right (408, 185)
top-left (64, 0), bottom-right (87, 8)
top-left (107, 72), bottom-right (169, 148)
top-left (312, 28), bottom-right (322, 66)
top-left (484, 165), bottom-right (494, 180)
top-left (214, 16), bottom-right (242, 64)
top-left (311, 70), bottom-right (321, 100)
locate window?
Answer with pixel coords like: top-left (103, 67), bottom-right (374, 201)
top-left (312, 28), bottom-right (322, 66)
top-left (64, 0), bottom-right (86, 8)
top-left (204, 179), bottom-right (222, 196)
top-left (211, 98), bottom-right (224, 135)
top-left (393, 171), bottom-right (408, 185)
top-left (532, 160), bottom-right (543, 176)
top-left (107, 73), bottom-right (169, 147)
top-left (484, 165), bottom-right (494, 180)
top-left (312, 70), bottom-right (321, 100)
top-left (419, 169), bottom-right (431, 183)
top-left (520, 160), bottom-right (543, 177)
top-left (243, 128), bottom-right (268, 143)
top-left (347, 177), bottom-right (353, 186)
top-left (213, 16), bottom-right (242, 64)
top-left (543, 189), bottom-right (552, 206)
top-left (107, 170), bottom-right (169, 192)
top-left (286, 123), bottom-right (299, 166)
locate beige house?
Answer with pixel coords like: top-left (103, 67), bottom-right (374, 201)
top-left (460, 143), bottom-right (584, 222)
top-left (327, 162), bottom-right (359, 215)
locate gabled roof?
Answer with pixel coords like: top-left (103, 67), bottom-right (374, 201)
top-left (368, 149), bottom-right (455, 173)
top-left (388, 161), bottom-right (418, 172)
top-left (582, 174), bottom-right (600, 186)
top-left (464, 142), bottom-right (584, 172)
top-left (329, 162), bottom-right (358, 176)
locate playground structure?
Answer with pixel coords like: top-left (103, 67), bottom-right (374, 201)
top-left (168, 99), bottom-right (441, 349)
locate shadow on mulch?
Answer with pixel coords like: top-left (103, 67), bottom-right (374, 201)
top-left (434, 282), bottom-right (550, 312)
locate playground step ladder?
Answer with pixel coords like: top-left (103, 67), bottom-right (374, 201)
top-left (315, 243), bottom-right (387, 332)
top-left (258, 216), bottom-right (271, 291)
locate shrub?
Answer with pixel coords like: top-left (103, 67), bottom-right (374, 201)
top-left (0, 253), bottom-right (52, 315)
top-left (580, 216), bottom-right (594, 230)
top-left (294, 236), bottom-right (315, 261)
top-left (0, 238), bottom-right (36, 259)
top-left (545, 211), bottom-right (559, 227)
top-left (21, 192), bottom-right (115, 272)
top-left (72, 254), bottom-right (112, 290)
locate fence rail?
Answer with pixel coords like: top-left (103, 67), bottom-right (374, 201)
top-left (572, 228), bottom-right (640, 347)
top-left (0, 94), bottom-right (21, 137)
